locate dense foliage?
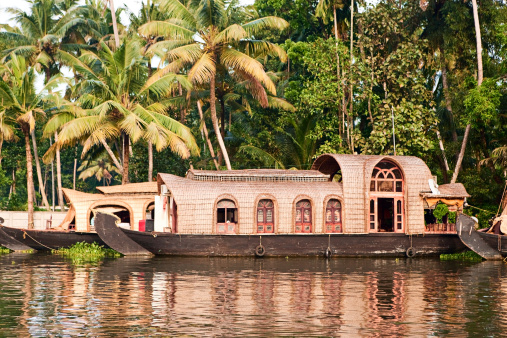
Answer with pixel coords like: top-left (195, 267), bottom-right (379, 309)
top-left (0, 0), bottom-right (506, 220)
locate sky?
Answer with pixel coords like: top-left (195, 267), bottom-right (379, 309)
top-left (0, 0), bottom-right (255, 26)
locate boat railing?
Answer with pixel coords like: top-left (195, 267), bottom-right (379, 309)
top-left (425, 223), bottom-right (456, 233)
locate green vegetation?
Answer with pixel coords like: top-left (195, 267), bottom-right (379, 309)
top-left (0, 246), bottom-right (11, 254)
top-left (52, 241), bottom-right (121, 262)
top-left (0, 0), bottom-right (505, 220)
top-left (440, 250), bottom-right (484, 262)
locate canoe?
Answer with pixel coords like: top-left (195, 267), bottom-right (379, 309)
top-left (0, 225), bottom-right (107, 251)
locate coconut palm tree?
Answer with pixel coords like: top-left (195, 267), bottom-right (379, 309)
top-left (138, 0), bottom-right (289, 170)
top-left (451, 0), bottom-right (483, 183)
top-left (0, 54), bottom-right (62, 228)
top-left (45, 38), bottom-right (199, 184)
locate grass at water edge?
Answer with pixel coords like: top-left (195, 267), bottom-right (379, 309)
top-left (440, 250), bottom-right (484, 261)
top-left (52, 242), bottom-right (122, 262)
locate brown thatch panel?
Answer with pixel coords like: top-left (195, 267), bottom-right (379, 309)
top-left (158, 173), bottom-right (343, 235)
top-left (62, 188), bottom-right (154, 232)
top-left (312, 154), bottom-right (371, 233)
top-left (96, 182), bottom-right (158, 195)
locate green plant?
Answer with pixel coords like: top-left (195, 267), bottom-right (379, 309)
top-left (433, 203), bottom-right (449, 223)
top-left (0, 246), bottom-right (11, 254)
top-left (52, 241), bottom-right (121, 263)
top-left (440, 250), bottom-right (483, 261)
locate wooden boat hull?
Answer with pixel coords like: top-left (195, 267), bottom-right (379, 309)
top-left (476, 231), bottom-right (507, 257)
top-left (0, 225), bottom-right (107, 251)
top-left (116, 228), bottom-right (466, 257)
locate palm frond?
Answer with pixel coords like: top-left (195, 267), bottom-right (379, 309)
top-left (139, 21), bottom-right (195, 40)
top-left (242, 16), bottom-right (288, 36)
top-left (238, 145), bottom-right (285, 169)
top-left (221, 49), bottom-right (276, 94)
top-left (188, 52), bottom-right (216, 84)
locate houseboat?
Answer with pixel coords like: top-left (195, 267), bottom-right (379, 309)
top-left (95, 154), bottom-right (470, 257)
top-left (0, 182), bottom-right (157, 251)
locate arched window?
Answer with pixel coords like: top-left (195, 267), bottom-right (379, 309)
top-left (295, 199), bottom-right (312, 233)
top-left (257, 199), bottom-right (274, 233)
top-left (369, 160), bottom-right (404, 233)
top-left (216, 199), bottom-right (237, 234)
top-left (370, 161), bottom-right (403, 192)
top-left (325, 199), bottom-right (342, 233)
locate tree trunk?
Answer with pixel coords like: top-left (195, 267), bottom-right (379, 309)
top-left (50, 137), bottom-right (55, 212)
top-left (55, 132), bottom-right (64, 211)
top-left (436, 128), bottom-right (450, 172)
top-left (441, 62), bottom-right (458, 142)
top-left (23, 128), bottom-right (35, 229)
top-left (101, 139), bottom-right (123, 174)
top-left (148, 141), bottom-right (153, 181)
top-left (31, 130), bottom-right (50, 210)
top-left (121, 133), bottom-right (130, 184)
top-left (333, 5), bottom-right (343, 141)
top-left (197, 100), bottom-right (220, 170)
top-left (73, 156), bottom-right (77, 190)
top-left (451, 124), bottom-right (471, 183)
top-left (349, 0), bottom-right (354, 152)
top-left (109, 0), bottom-right (120, 48)
top-left (451, 0), bottom-right (482, 183)
top-left (0, 135), bottom-right (3, 167)
top-left (210, 72), bottom-right (232, 170)
top-left (178, 82), bottom-right (187, 123)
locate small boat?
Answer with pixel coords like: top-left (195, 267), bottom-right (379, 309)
top-left (0, 225), bottom-right (106, 251)
top-left (95, 154), bottom-right (470, 257)
top-left (457, 207), bottom-right (507, 260)
top-left (0, 182), bottom-right (158, 251)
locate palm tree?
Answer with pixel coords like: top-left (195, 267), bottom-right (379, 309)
top-left (451, 0), bottom-right (482, 183)
top-left (0, 54), bottom-right (62, 227)
top-left (78, 154), bottom-right (120, 186)
top-left (45, 38), bottom-right (199, 184)
top-left (239, 115), bottom-right (320, 170)
top-left (139, 0), bottom-right (288, 170)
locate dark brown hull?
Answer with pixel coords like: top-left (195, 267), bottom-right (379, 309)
top-left (0, 225), bottom-right (107, 251)
top-left (118, 228), bottom-right (466, 257)
top-left (476, 231), bottom-right (507, 257)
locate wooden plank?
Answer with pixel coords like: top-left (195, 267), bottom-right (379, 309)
top-left (94, 212), bottom-right (153, 256)
top-left (457, 214), bottom-right (503, 260)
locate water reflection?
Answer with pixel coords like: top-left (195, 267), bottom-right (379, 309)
top-left (0, 254), bottom-right (506, 337)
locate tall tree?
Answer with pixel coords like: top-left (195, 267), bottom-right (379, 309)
top-left (451, 0), bottom-right (482, 183)
top-left (44, 39), bottom-right (199, 184)
top-left (0, 55), bottom-right (62, 227)
top-left (139, 0), bottom-right (288, 170)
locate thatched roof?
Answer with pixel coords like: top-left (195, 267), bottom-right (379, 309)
top-left (96, 182), bottom-right (158, 195)
top-left (186, 169), bottom-right (329, 182)
top-left (420, 183), bottom-right (470, 199)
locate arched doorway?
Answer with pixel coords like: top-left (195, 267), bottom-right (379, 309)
top-left (89, 204), bottom-right (132, 231)
top-left (369, 161), bottom-right (404, 232)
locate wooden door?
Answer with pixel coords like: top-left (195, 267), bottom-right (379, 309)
top-left (257, 199), bottom-right (274, 233)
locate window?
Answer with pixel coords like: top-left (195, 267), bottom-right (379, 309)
top-left (216, 199), bottom-right (237, 234)
top-left (369, 161), bottom-right (404, 233)
top-left (295, 199), bottom-right (312, 233)
top-left (257, 199), bottom-right (274, 233)
top-left (325, 199), bottom-right (342, 233)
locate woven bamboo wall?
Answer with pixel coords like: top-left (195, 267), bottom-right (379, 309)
top-left (312, 154), bottom-right (435, 234)
top-left (63, 187), bottom-right (155, 232)
top-left (158, 174), bottom-right (344, 235)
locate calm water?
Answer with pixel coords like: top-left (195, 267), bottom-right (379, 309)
top-left (0, 254), bottom-right (506, 337)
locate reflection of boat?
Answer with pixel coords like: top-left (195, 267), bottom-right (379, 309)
top-left (0, 182), bottom-right (157, 251)
top-left (457, 208), bottom-right (507, 260)
top-left (96, 154), bottom-right (470, 257)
